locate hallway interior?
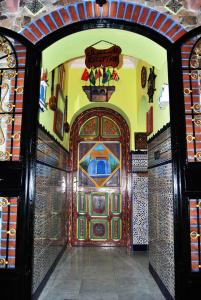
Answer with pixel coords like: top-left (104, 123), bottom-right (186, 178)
top-left (38, 247), bottom-right (164, 300)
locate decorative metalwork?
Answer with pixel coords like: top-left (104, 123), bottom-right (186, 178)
top-left (182, 36), bottom-right (201, 162)
top-left (189, 198), bottom-right (201, 272)
top-left (0, 34), bottom-right (26, 161)
top-left (186, 135), bottom-right (195, 142)
top-left (194, 152), bottom-right (201, 161)
top-left (184, 88), bottom-right (192, 95)
top-left (7, 229), bottom-right (16, 236)
top-left (0, 197), bottom-right (18, 269)
top-left (0, 258), bottom-right (8, 265)
top-left (190, 231), bottom-right (200, 239)
top-left (192, 117), bottom-right (201, 126)
top-left (0, 151), bottom-right (12, 160)
top-left (0, 197), bottom-right (10, 207)
top-left (191, 103), bottom-right (201, 112)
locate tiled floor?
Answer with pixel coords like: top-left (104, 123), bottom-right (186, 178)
top-left (38, 247), bottom-right (165, 300)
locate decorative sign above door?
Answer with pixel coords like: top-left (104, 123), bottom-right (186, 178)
top-left (81, 40), bottom-right (122, 102)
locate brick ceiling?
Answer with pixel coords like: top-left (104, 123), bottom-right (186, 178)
top-left (0, 0), bottom-right (200, 33)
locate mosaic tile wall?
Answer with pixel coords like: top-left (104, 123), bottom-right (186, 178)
top-left (148, 125), bottom-right (175, 299)
top-left (131, 152), bottom-right (148, 246)
top-left (32, 127), bottom-right (71, 294)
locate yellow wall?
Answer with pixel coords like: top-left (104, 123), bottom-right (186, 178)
top-left (39, 27), bottom-right (169, 150)
top-left (67, 64), bottom-right (137, 150)
top-left (39, 57), bottom-right (169, 151)
top-left (136, 59), bottom-right (169, 138)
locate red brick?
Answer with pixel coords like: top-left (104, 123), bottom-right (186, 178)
top-left (172, 29), bottom-right (187, 42)
top-left (68, 5), bottom-right (78, 22)
top-left (160, 19), bottom-right (174, 33)
top-left (125, 4), bottom-right (133, 20)
top-left (181, 53), bottom-right (191, 59)
top-left (14, 45), bottom-right (26, 52)
top-left (8, 258), bottom-right (16, 266)
top-left (138, 7), bottom-right (149, 25)
top-left (94, 3), bottom-right (101, 17)
top-left (166, 24), bottom-right (180, 38)
top-left (16, 51), bottom-right (26, 58)
top-left (22, 29), bottom-right (37, 43)
top-left (132, 5), bottom-right (141, 23)
top-left (181, 46), bottom-right (192, 53)
top-left (44, 15), bottom-right (57, 31)
top-left (102, 2), bottom-right (109, 17)
top-left (52, 11), bottom-right (64, 28)
top-left (86, 2), bottom-right (94, 18)
top-left (153, 15), bottom-right (166, 30)
top-left (18, 58), bottom-right (26, 65)
top-left (28, 23), bottom-right (43, 39)
top-left (35, 19), bottom-right (50, 35)
top-left (117, 2), bottom-right (126, 19)
top-left (146, 11), bottom-right (158, 27)
top-left (59, 8), bottom-right (71, 25)
top-left (110, 1), bottom-right (118, 18)
top-left (77, 3), bottom-right (86, 20)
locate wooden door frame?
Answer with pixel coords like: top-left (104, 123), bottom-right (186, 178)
top-left (69, 107), bottom-right (131, 247)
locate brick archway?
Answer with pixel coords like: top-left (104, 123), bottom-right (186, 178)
top-left (20, 0), bottom-right (187, 44)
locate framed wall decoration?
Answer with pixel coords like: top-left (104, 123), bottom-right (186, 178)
top-left (146, 106), bottom-right (153, 136)
top-left (147, 66), bottom-right (157, 103)
top-left (141, 66), bottom-right (147, 88)
top-left (39, 68), bottom-right (48, 111)
top-left (135, 132), bottom-right (147, 149)
top-left (58, 64), bottom-right (65, 92)
top-left (53, 84), bottom-right (65, 140)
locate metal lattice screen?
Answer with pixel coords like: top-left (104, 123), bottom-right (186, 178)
top-left (0, 34), bottom-right (26, 268)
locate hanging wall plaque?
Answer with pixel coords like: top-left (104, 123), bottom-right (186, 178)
top-left (82, 41), bottom-right (122, 102)
top-left (147, 66), bottom-right (157, 103)
top-left (141, 66), bottom-right (147, 89)
top-left (85, 45), bottom-right (121, 68)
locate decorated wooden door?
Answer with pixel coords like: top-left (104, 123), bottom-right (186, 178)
top-left (70, 108), bottom-right (130, 246)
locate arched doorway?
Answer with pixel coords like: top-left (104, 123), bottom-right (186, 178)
top-left (0, 1), bottom-right (200, 299)
top-left (70, 108), bottom-right (130, 246)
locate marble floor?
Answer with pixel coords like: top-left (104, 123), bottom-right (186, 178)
top-left (38, 247), bottom-right (165, 300)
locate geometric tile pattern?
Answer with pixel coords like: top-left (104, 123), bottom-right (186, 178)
top-left (148, 126), bottom-right (175, 299)
top-left (131, 152), bottom-right (148, 245)
top-left (37, 127), bottom-right (69, 171)
top-left (148, 126), bottom-right (172, 168)
top-left (19, 1), bottom-right (187, 44)
top-left (131, 152), bottom-right (148, 172)
top-left (132, 173), bottom-right (148, 245)
top-left (32, 128), bottom-right (70, 294)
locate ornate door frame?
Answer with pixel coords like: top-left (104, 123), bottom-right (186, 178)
top-left (69, 107), bottom-right (131, 247)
